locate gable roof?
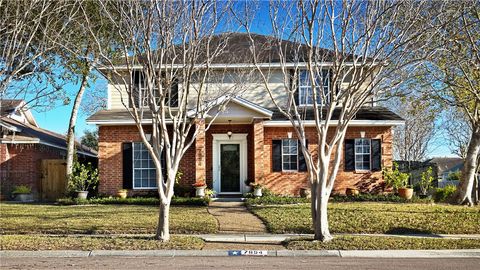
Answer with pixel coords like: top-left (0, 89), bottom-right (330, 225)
top-left (0, 99), bottom-right (38, 127)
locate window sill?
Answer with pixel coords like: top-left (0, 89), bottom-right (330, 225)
top-left (354, 170), bottom-right (372, 174)
top-left (132, 187), bottom-right (158, 190)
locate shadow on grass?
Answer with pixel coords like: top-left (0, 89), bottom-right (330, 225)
top-left (385, 227), bottom-right (437, 236)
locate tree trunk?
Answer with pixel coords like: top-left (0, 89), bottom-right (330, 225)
top-left (455, 131), bottom-right (480, 206)
top-left (66, 72), bottom-right (90, 177)
top-left (312, 183), bottom-right (332, 242)
top-left (156, 201), bottom-right (171, 242)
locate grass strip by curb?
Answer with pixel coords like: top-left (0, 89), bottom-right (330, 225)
top-left (285, 235), bottom-right (480, 250)
top-left (0, 235), bottom-right (204, 251)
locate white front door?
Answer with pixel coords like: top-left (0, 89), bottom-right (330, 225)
top-left (212, 134), bottom-right (248, 194)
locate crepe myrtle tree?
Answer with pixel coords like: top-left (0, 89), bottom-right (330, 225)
top-left (422, 3), bottom-right (480, 205)
top-left (237, 0), bottom-right (444, 241)
top-left (90, 0), bottom-right (248, 241)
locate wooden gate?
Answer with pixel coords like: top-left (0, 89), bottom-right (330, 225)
top-left (41, 159), bottom-right (67, 201)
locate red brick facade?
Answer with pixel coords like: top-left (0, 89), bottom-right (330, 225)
top-left (97, 123), bottom-right (393, 196)
top-left (0, 144), bottom-right (67, 199)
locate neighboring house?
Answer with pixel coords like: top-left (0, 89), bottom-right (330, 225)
top-left (0, 99), bottom-right (97, 200)
top-left (86, 33), bottom-right (403, 197)
top-left (396, 157), bottom-right (464, 188)
top-left (430, 157), bottom-right (463, 188)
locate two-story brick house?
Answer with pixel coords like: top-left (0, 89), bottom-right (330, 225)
top-left (87, 33), bottom-right (403, 196)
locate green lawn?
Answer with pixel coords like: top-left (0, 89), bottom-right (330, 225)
top-left (0, 235), bottom-right (204, 250)
top-left (286, 236), bottom-right (480, 250)
top-left (250, 203), bottom-right (480, 234)
top-left (0, 203), bottom-right (217, 235)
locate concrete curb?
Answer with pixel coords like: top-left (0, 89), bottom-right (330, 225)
top-left (2, 249), bottom-right (479, 258)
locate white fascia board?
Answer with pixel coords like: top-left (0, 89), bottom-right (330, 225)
top-left (263, 120), bottom-right (405, 127)
top-left (97, 62), bottom-right (373, 71)
top-left (86, 119), bottom-right (173, 126)
top-left (232, 97), bottom-right (273, 117)
top-left (0, 139), bottom-right (40, 144)
top-left (0, 121), bottom-right (22, 132)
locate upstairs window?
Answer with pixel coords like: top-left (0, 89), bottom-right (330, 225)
top-left (132, 71), bottom-right (179, 108)
top-left (298, 70), bottom-right (331, 105)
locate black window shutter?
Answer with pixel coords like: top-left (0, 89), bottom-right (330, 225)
top-left (122, 142), bottom-right (133, 189)
top-left (131, 71), bottom-right (142, 108)
top-left (298, 139), bottom-right (308, 172)
top-left (160, 149), bottom-right (167, 181)
top-left (169, 79), bottom-right (179, 107)
top-left (371, 139), bottom-right (382, 171)
top-left (291, 70), bottom-right (299, 105)
top-left (272, 140), bottom-right (282, 172)
top-left (344, 139), bottom-right (355, 171)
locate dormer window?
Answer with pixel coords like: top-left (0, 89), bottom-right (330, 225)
top-left (298, 70), bottom-right (331, 105)
top-left (132, 71), bottom-right (179, 108)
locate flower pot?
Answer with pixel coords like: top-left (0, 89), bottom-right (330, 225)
top-left (77, 191), bottom-right (89, 200)
top-left (398, 188), bottom-right (413, 200)
top-left (117, 190), bottom-right (128, 199)
top-left (195, 186), bottom-right (206, 198)
top-left (346, 188), bottom-right (359, 196)
top-left (253, 187), bottom-right (263, 197)
top-left (243, 185), bottom-right (253, 196)
top-left (300, 188), bottom-right (311, 199)
top-left (15, 193), bottom-right (33, 202)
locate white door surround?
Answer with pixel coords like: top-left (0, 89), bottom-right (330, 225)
top-left (212, 133), bottom-right (248, 194)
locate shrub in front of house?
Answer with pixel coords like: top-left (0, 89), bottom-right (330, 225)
top-left (56, 196), bottom-right (210, 206)
top-left (433, 185), bottom-right (457, 203)
top-left (245, 193), bottom-right (433, 206)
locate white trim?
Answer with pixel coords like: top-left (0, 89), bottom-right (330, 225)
top-left (263, 120), bottom-right (405, 127)
top-left (212, 133), bottom-right (248, 195)
top-left (0, 121), bottom-right (21, 132)
top-left (0, 139), bottom-right (40, 144)
top-left (231, 97), bottom-right (273, 117)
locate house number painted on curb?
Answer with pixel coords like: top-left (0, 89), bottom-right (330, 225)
top-left (228, 250), bottom-right (268, 256)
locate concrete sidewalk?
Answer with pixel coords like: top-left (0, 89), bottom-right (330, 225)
top-left (207, 201), bottom-right (267, 233)
top-left (2, 249), bottom-right (479, 258)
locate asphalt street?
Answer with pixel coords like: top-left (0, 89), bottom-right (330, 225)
top-left (1, 257), bottom-right (479, 270)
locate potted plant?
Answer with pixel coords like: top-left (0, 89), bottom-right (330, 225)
top-left (244, 179), bottom-right (253, 194)
top-left (12, 185), bottom-right (33, 202)
top-left (250, 183), bottom-right (263, 197)
top-left (192, 180), bottom-right (207, 197)
top-left (346, 187), bottom-right (359, 196)
top-left (68, 161), bottom-right (99, 200)
top-left (384, 164), bottom-right (412, 199)
top-left (418, 167), bottom-right (434, 198)
top-left (117, 189), bottom-right (128, 199)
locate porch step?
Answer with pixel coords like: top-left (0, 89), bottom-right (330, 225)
top-left (211, 197), bottom-right (244, 202)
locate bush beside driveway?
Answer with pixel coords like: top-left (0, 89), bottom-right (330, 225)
top-left (249, 203), bottom-right (480, 235)
top-left (0, 203), bottom-right (218, 235)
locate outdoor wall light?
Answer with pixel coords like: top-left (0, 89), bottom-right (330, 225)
top-left (287, 132), bottom-right (292, 139)
top-left (227, 120), bottom-right (233, 139)
top-left (360, 131), bottom-right (366, 138)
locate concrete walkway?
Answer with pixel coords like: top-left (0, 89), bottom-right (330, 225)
top-left (207, 201), bottom-right (267, 234)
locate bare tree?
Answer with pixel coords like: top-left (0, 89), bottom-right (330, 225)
top-left (237, 0), bottom-right (443, 241)
top-left (90, 0), bottom-right (248, 241)
top-left (0, 0), bottom-right (72, 100)
top-left (422, 3), bottom-right (480, 205)
top-left (390, 95), bottom-right (438, 163)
